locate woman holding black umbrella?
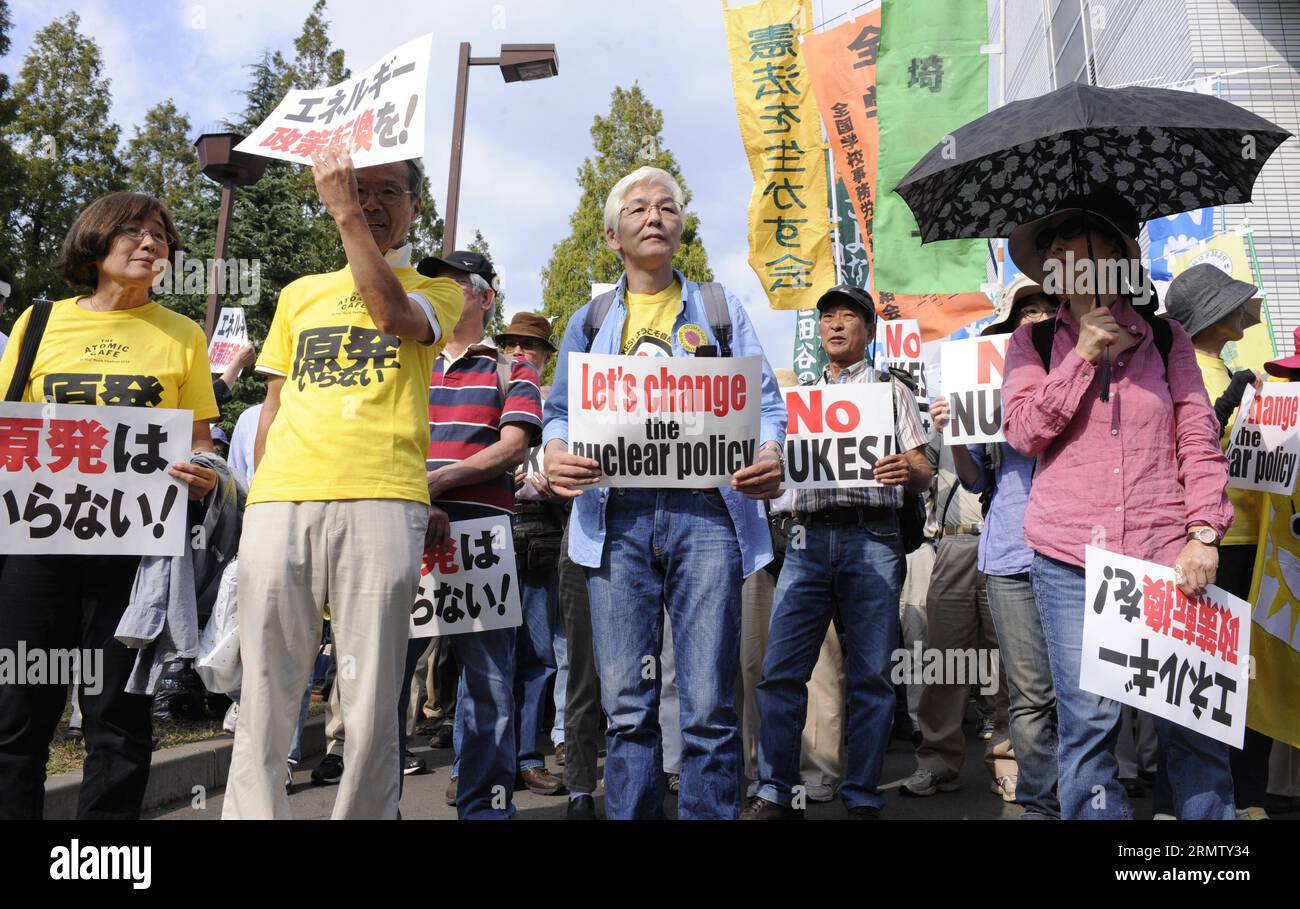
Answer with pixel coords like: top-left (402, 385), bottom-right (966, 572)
top-left (1000, 192), bottom-right (1235, 820)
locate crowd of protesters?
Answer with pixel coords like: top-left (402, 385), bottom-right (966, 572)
top-left (2, 145), bottom-right (1300, 822)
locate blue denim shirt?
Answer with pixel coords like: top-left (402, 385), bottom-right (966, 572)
top-left (962, 440), bottom-right (1035, 576)
top-left (542, 271), bottom-right (787, 578)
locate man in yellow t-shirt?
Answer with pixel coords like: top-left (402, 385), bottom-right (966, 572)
top-left (223, 150), bottom-right (462, 821)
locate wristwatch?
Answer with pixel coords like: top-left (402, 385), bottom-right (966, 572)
top-left (760, 440), bottom-right (785, 475)
top-left (1187, 527), bottom-right (1220, 546)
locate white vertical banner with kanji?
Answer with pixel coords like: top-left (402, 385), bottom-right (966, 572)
top-left (237, 33), bottom-right (434, 168)
top-left (0, 402), bottom-right (190, 555)
top-left (409, 516), bottom-right (522, 638)
top-left (208, 306), bottom-right (248, 374)
top-left (1082, 546), bottom-right (1251, 748)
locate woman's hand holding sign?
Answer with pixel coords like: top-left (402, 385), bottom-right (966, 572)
top-left (544, 440), bottom-right (601, 498)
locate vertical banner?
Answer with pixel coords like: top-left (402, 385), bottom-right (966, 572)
top-left (781, 383), bottom-right (894, 489)
top-left (1224, 384), bottom-right (1300, 495)
top-left (1170, 232), bottom-right (1275, 376)
top-left (0, 401), bottom-right (190, 555)
top-left (1247, 491), bottom-right (1300, 747)
top-left (805, 11), bottom-right (882, 278)
top-left (724, 0), bottom-right (836, 310)
top-left (793, 308), bottom-right (826, 383)
top-left (872, 0), bottom-right (988, 297)
top-left (941, 335), bottom-right (1009, 444)
top-left (1083, 546), bottom-right (1251, 749)
top-left (208, 306), bottom-right (248, 374)
top-left (237, 33), bottom-right (434, 168)
top-left (410, 516), bottom-right (522, 638)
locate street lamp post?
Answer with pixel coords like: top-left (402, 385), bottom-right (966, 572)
top-left (194, 132), bottom-right (268, 340)
top-left (442, 43), bottom-right (559, 255)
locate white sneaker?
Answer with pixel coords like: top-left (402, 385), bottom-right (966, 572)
top-left (991, 775), bottom-right (1017, 802)
top-left (900, 767), bottom-right (959, 797)
top-left (802, 782), bottom-right (836, 803)
top-left (1153, 812), bottom-right (1176, 820)
top-left (222, 701), bottom-right (239, 734)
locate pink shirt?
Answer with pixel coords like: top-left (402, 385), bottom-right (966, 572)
top-left (1002, 298), bottom-right (1232, 569)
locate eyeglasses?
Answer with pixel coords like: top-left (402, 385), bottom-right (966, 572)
top-left (1035, 214), bottom-right (1122, 252)
top-left (619, 200), bottom-right (682, 224)
top-left (502, 337), bottom-right (547, 352)
top-left (118, 224), bottom-right (170, 246)
top-left (356, 184), bottom-right (415, 206)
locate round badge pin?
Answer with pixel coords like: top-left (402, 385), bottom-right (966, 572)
top-left (678, 323), bottom-right (706, 353)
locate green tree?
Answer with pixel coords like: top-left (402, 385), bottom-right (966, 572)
top-left (0, 0), bottom-right (22, 276)
top-left (539, 84), bottom-right (712, 358)
top-left (123, 99), bottom-right (201, 216)
top-left (2, 12), bottom-right (123, 317)
top-left (468, 229), bottom-right (507, 338)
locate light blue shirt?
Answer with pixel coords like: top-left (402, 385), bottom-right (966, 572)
top-left (542, 271), bottom-right (787, 578)
top-left (228, 403), bottom-right (262, 493)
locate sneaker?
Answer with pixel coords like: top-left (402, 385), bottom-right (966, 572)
top-left (222, 701), bottom-right (239, 734)
top-left (900, 767), bottom-right (960, 797)
top-left (1235, 806), bottom-right (1270, 820)
top-left (403, 752), bottom-right (429, 776)
top-left (665, 773), bottom-right (680, 794)
top-left (445, 776), bottom-right (458, 806)
top-left (978, 715), bottom-right (995, 741)
top-left (739, 795), bottom-right (802, 820)
top-left (802, 782), bottom-right (835, 803)
top-left (310, 753), bottom-right (344, 785)
top-left (1153, 812), bottom-right (1176, 820)
top-left (991, 775), bottom-right (1017, 803)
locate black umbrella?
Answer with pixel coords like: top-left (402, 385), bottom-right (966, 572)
top-left (895, 83), bottom-right (1292, 400)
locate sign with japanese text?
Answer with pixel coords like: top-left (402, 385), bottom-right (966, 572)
top-left (0, 402), bottom-right (190, 555)
top-left (782, 383), bottom-right (893, 489)
top-left (208, 307), bottom-right (248, 374)
top-left (724, 0), bottom-right (836, 310)
top-left (1225, 383), bottom-right (1300, 495)
top-left (792, 307), bottom-right (826, 383)
top-left (568, 353), bottom-right (762, 487)
top-left (941, 335), bottom-right (1008, 444)
top-left (410, 516), bottom-right (522, 638)
top-left (238, 33), bottom-right (433, 168)
top-left (1083, 546), bottom-right (1251, 748)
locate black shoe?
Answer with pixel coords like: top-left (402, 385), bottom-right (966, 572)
top-left (566, 794), bottom-right (597, 820)
top-left (427, 723), bottom-right (454, 749)
top-left (403, 752), bottom-right (429, 776)
top-left (311, 753), bottom-right (344, 785)
top-left (847, 805), bottom-right (881, 819)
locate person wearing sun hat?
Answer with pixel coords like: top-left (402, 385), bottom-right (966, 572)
top-left (1001, 190), bottom-right (1236, 820)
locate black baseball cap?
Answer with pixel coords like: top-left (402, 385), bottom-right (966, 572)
top-left (417, 250), bottom-right (498, 288)
top-left (816, 284), bottom-right (875, 317)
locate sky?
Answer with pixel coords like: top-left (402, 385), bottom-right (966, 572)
top-left (2, 0), bottom-right (889, 368)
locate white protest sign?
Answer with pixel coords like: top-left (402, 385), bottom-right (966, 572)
top-left (1082, 545), bottom-right (1251, 748)
top-left (875, 319), bottom-right (932, 435)
top-left (208, 307), bottom-right (248, 374)
top-left (782, 384), bottom-right (894, 489)
top-left (410, 516), bottom-right (522, 638)
top-left (238, 33), bottom-right (434, 168)
top-left (0, 402), bottom-right (190, 555)
top-left (1225, 383), bottom-right (1300, 495)
top-left (568, 354), bottom-right (762, 488)
top-left (941, 335), bottom-right (1009, 444)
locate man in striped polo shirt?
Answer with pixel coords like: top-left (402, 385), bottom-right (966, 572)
top-left (396, 250), bottom-right (543, 820)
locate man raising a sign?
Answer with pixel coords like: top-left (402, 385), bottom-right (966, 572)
top-left (743, 285), bottom-right (932, 820)
top-left (541, 166), bottom-right (787, 819)
top-left (224, 149), bottom-right (462, 820)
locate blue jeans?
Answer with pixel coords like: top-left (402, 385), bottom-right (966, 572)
top-left (584, 488), bottom-right (744, 820)
top-left (1030, 554), bottom-right (1235, 819)
top-left (756, 515), bottom-right (902, 811)
top-left (401, 626), bottom-right (517, 819)
top-left (985, 573), bottom-right (1060, 819)
top-left (516, 573), bottom-right (558, 771)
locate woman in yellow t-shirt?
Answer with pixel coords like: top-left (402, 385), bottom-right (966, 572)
top-left (0, 191), bottom-right (220, 820)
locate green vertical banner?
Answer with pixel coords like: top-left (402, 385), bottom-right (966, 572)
top-left (834, 178), bottom-right (871, 289)
top-left (872, 0), bottom-right (988, 295)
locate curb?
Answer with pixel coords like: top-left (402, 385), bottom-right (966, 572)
top-left (43, 713), bottom-right (327, 819)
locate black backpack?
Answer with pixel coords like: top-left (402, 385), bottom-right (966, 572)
top-left (583, 282), bottom-right (733, 356)
top-left (1030, 302), bottom-right (1173, 377)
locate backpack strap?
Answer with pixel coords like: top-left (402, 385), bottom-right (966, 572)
top-left (583, 290), bottom-right (619, 353)
top-left (1031, 317), bottom-right (1057, 373)
top-left (6, 298), bottom-right (53, 402)
top-left (697, 282), bottom-right (733, 358)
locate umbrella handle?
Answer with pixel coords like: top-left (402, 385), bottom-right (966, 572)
top-left (1100, 346), bottom-right (1112, 402)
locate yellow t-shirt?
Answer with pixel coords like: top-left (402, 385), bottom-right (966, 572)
top-left (1195, 348), bottom-right (1262, 546)
top-left (621, 281), bottom-right (681, 357)
top-left (0, 298), bottom-right (218, 421)
top-left (247, 261), bottom-right (462, 506)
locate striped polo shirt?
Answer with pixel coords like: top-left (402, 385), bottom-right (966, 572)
top-left (428, 344), bottom-right (543, 515)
